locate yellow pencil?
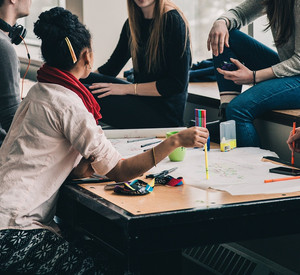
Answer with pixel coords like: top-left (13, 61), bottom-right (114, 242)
top-left (204, 143), bottom-right (209, 180)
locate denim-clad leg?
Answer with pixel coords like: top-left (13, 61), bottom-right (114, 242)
top-left (213, 29), bottom-right (280, 93)
top-left (227, 76), bottom-right (300, 147)
top-left (212, 29), bottom-right (294, 147)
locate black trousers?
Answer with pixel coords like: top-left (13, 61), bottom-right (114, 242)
top-left (81, 73), bottom-right (181, 129)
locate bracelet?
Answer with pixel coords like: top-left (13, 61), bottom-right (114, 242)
top-left (152, 147), bottom-right (157, 167)
top-left (134, 83), bottom-right (137, 95)
top-left (216, 17), bottom-right (229, 28)
top-left (253, 71), bottom-right (256, 85)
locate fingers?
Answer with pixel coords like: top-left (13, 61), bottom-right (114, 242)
top-left (230, 58), bottom-right (243, 69)
top-left (216, 68), bottom-right (235, 80)
top-left (197, 127), bottom-right (209, 147)
top-left (207, 37), bottom-right (211, 51)
top-left (76, 156), bottom-right (94, 170)
top-left (71, 156), bottom-right (95, 178)
top-left (91, 88), bottom-right (110, 95)
top-left (192, 127), bottom-right (209, 148)
top-left (216, 67), bottom-right (225, 75)
top-left (89, 83), bottom-right (112, 94)
top-left (230, 58), bottom-right (239, 65)
top-left (96, 91), bottom-right (111, 98)
top-left (89, 83), bottom-right (125, 97)
top-left (87, 156), bottom-right (95, 162)
top-left (287, 132), bottom-right (295, 152)
top-left (287, 128), bottom-right (300, 152)
top-left (218, 34), bottom-right (225, 55)
top-left (207, 20), bottom-right (229, 56)
top-left (195, 136), bottom-right (208, 148)
top-left (89, 83), bottom-right (111, 89)
top-left (89, 83), bottom-right (111, 97)
top-left (210, 31), bottom-right (229, 56)
top-left (211, 34), bottom-right (220, 56)
top-left (287, 131), bottom-right (294, 145)
top-left (287, 141), bottom-right (294, 152)
top-left (191, 126), bottom-right (209, 148)
top-left (224, 32), bottom-right (230, 48)
top-left (287, 131), bottom-right (299, 145)
top-left (176, 127), bottom-right (208, 148)
top-left (207, 30), bottom-right (221, 56)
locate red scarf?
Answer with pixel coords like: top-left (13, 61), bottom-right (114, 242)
top-left (37, 64), bottom-right (102, 123)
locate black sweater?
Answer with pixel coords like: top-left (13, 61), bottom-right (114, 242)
top-left (98, 10), bottom-right (191, 126)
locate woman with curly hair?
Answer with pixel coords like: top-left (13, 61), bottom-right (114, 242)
top-left (0, 6), bottom-right (208, 274)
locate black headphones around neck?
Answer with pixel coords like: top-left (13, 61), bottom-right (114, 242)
top-left (0, 18), bottom-right (27, 45)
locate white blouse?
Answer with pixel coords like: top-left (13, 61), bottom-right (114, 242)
top-left (0, 82), bottom-right (121, 231)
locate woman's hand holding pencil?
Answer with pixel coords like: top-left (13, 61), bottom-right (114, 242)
top-left (266, 123), bottom-right (300, 184)
top-left (287, 125), bottom-right (300, 153)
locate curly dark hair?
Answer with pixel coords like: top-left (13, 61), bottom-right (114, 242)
top-left (0, 0), bottom-right (4, 7)
top-left (34, 7), bottom-right (91, 70)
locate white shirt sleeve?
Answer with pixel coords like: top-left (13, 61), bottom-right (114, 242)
top-left (60, 101), bottom-right (122, 176)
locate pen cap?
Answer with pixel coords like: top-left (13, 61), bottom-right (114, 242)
top-left (220, 120), bottom-right (236, 151)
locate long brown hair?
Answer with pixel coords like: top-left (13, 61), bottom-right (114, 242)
top-left (127, 0), bottom-right (190, 73)
top-left (264, 0), bottom-right (295, 47)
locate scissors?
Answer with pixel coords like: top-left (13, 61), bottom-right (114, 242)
top-left (104, 182), bottom-right (128, 190)
top-left (145, 167), bottom-right (178, 179)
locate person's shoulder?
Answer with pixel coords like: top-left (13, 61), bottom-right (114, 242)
top-left (30, 82), bottom-right (83, 110)
top-left (0, 35), bottom-right (18, 65)
top-left (121, 18), bottom-right (130, 35)
top-left (122, 18), bottom-right (129, 29)
top-left (164, 9), bottom-right (181, 18)
top-left (30, 82), bottom-right (94, 124)
top-left (0, 31), bottom-right (14, 52)
top-left (163, 9), bottom-right (187, 35)
top-left (164, 9), bottom-right (185, 25)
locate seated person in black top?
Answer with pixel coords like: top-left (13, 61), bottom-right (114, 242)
top-left (81, 0), bottom-right (191, 129)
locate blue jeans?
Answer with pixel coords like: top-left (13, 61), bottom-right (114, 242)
top-left (213, 29), bottom-right (300, 147)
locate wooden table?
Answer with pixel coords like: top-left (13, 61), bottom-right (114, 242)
top-left (57, 180), bottom-right (300, 274)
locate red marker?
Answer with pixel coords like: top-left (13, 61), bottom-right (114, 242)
top-left (292, 122), bottom-right (296, 166)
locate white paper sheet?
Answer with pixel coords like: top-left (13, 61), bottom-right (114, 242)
top-left (109, 138), bottom-right (162, 157)
top-left (107, 129), bottom-right (300, 195)
top-left (140, 147), bottom-right (294, 195)
top-left (104, 127), bottom-right (186, 139)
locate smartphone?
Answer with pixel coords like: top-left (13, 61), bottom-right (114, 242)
top-left (220, 61), bottom-right (238, 71)
top-left (269, 167), bottom-right (300, 176)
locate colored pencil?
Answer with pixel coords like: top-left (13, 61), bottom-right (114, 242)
top-left (264, 175), bottom-right (300, 183)
top-left (291, 122), bottom-right (296, 165)
top-left (195, 109), bottom-right (209, 180)
top-left (202, 110), bottom-right (209, 179)
top-left (140, 140), bottom-right (161, 148)
top-left (127, 137), bottom-right (156, 143)
top-left (204, 143), bottom-right (209, 179)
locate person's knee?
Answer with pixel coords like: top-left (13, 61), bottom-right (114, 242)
top-left (228, 29), bottom-right (241, 37)
top-left (226, 99), bottom-right (251, 121)
top-left (226, 100), bottom-right (238, 119)
top-left (212, 29), bottom-right (242, 66)
top-left (228, 29), bottom-right (243, 45)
